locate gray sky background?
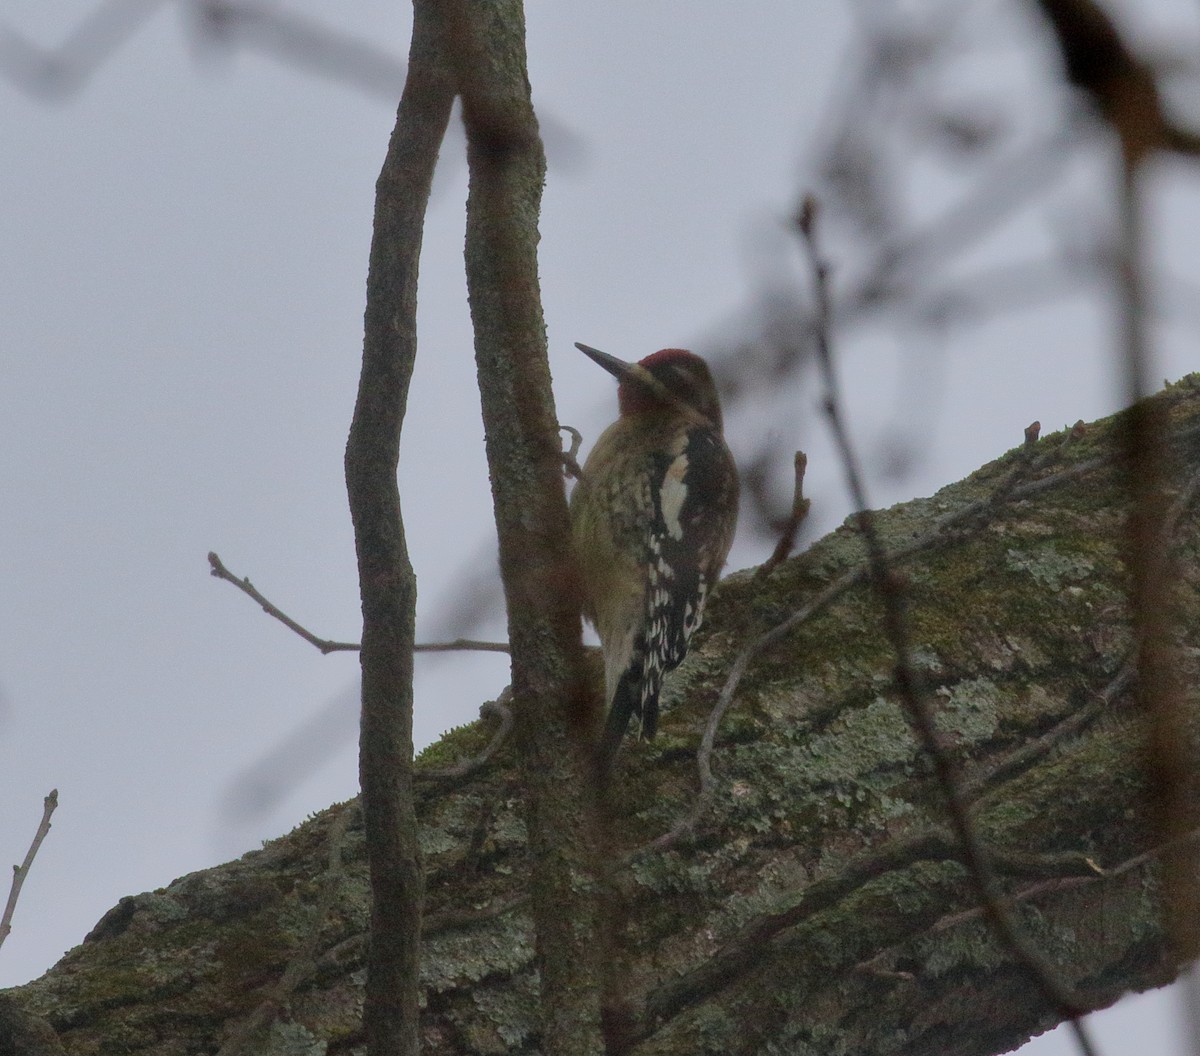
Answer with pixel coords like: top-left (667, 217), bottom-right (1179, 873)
top-left (1, 1), bottom-right (1198, 1052)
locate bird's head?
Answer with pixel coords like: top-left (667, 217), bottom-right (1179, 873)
top-left (575, 343), bottom-right (723, 431)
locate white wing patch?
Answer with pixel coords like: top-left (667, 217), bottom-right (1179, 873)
top-left (682, 577), bottom-right (707, 640)
top-left (659, 453), bottom-right (689, 541)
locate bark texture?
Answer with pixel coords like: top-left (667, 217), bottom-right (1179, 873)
top-left (453, 0), bottom-right (609, 1051)
top-left (344, 4), bottom-right (454, 1053)
top-left (7, 377), bottom-right (1200, 1056)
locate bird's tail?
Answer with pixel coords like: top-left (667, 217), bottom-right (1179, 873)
top-left (598, 657), bottom-right (662, 774)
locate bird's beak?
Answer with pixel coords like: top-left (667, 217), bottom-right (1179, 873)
top-left (575, 342), bottom-right (634, 381)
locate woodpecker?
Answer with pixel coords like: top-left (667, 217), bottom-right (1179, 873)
top-left (569, 342), bottom-right (739, 767)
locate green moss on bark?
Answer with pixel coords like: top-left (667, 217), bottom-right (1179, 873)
top-left (9, 379), bottom-right (1200, 1055)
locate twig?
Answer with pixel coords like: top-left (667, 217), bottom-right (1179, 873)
top-left (0, 0), bottom-right (165, 99)
top-left (207, 552), bottom-right (509, 655)
top-left (1118, 141), bottom-right (1200, 988)
top-left (0, 790), bottom-right (59, 951)
top-left (857, 824), bottom-right (1200, 979)
top-left (413, 639), bottom-right (509, 654)
top-left (1033, 0), bottom-right (1200, 1021)
top-left (0, 0), bottom-right (406, 102)
top-left (207, 552), bottom-right (360, 653)
top-left (965, 661), bottom-right (1136, 799)
top-left (193, 0), bottom-right (405, 100)
top-left (559, 425), bottom-right (584, 481)
top-left (798, 196), bottom-right (1099, 1053)
top-left (416, 696), bottom-right (514, 783)
top-left (755, 451), bottom-right (811, 578)
top-left (642, 827), bottom-right (974, 1027)
top-left (961, 461), bottom-right (1200, 800)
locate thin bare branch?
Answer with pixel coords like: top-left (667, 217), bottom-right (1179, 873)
top-left (207, 552), bottom-right (508, 655)
top-left (930, 825), bottom-right (1200, 936)
top-left (0, 790), bottom-right (59, 952)
top-left (194, 0), bottom-right (405, 99)
top-left (799, 196), bottom-right (1099, 1054)
top-left (0, 0), bottom-right (165, 99)
top-left (966, 662), bottom-right (1136, 800)
top-left (1031, 0), bottom-right (1200, 1038)
top-left (857, 824), bottom-right (1200, 980)
top-left (1112, 64), bottom-right (1200, 1056)
top-left (755, 451), bottom-right (811, 578)
top-left (414, 638), bottom-right (510, 654)
top-left (207, 552), bottom-right (359, 654)
top-left (0, 0), bottom-right (406, 102)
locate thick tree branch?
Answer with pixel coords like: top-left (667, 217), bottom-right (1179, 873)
top-left (213, 806), bottom-right (352, 1055)
top-left (14, 380), bottom-right (1200, 1056)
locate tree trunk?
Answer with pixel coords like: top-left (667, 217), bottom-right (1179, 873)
top-left (8, 378), bottom-right (1200, 1056)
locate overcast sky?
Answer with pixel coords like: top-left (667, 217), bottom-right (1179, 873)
top-left (2, 1), bottom-right (1198, 1052)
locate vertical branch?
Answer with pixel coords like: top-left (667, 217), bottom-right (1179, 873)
top-left (344, 4), bottom-right (454, 1055)
top-left (1115, 114), bottom-right (1200, 1054)
top-left (799, 200), bottom-right (1099, 1056)
top-left (1025, 4), bottom-right (1200, 1043)
top-left (449, 2), bottom-right (607, 1053)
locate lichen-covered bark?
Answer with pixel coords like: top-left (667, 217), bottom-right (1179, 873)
top-left (8, 377), bottom-right (1200, 1056)
top-left (453, 0), bottom-right (608, 1052)
top-left (344, 4), bottom-right (454, 1053)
